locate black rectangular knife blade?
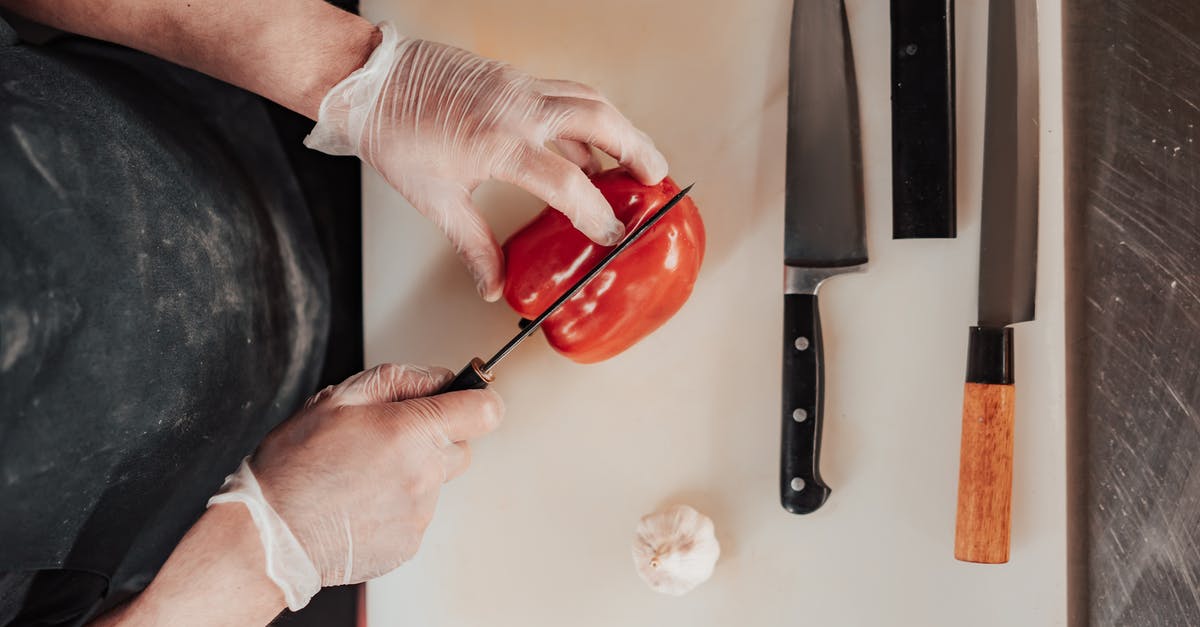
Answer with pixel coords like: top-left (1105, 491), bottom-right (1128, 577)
top-left (954, 0), bottom-right (1039, 563)
top-left (890, 0), bottom-right (957, 239)
top-left (781, 0), bottom-right (867, 515)
top-left (440, 184), bottom-right (694, 394)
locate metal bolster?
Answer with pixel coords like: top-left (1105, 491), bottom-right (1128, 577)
top-left (784, 265), bottom-right (867, 295)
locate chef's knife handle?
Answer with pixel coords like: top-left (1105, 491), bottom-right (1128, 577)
top-left (954, 326), bottom-right (1014, 563)
top-left (780, 293), bottom-right (832, 514)
top-left (440, 357), bottom-right (494, 394)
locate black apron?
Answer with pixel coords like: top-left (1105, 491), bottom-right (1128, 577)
top-left (0, 21), bottom-right (330, 625)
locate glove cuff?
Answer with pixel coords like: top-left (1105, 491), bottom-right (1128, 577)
top-left (303, 21), bottom-right (405, 156)
top-left (208, 458), bottom-right (322, 611)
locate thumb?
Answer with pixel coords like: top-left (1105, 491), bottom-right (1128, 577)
top-left (333, 363), bottom-right (453, 406)
top-left (390, 388), bottom-right (506, 444)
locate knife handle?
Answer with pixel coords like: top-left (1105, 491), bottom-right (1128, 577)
top-left (954, 326), bottom-right (1014, 563)
top-left (780, 292), bottom-right (832, 514)
top-left (440, 357), bottom-right (494, 394)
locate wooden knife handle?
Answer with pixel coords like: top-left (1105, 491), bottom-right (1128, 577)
top-left (780, 292), bottom-right (832, 514)
top-left (954, 326), bottom-right (1015, 563)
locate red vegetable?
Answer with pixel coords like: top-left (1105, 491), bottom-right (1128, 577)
top-left (502, 168), bottom-right (706, 363)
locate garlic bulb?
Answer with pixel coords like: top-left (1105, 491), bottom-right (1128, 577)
top-left (632, 504), bottom-right (720, 595)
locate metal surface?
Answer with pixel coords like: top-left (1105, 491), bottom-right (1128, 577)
top-left (480, 184), bottom-right (693, 372)
top-left (976, 0), bottom-right (1039, 327)
top-left (784, 0), bottom-right (866, 268)
top-left (1065, 1), bottom-right (1200, 624)
top-left (784, 264), bottom-right (866, 295)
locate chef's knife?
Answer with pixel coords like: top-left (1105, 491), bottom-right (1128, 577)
top-left (440, 184), bottom-right (695, 394)
top-left (953, 0), bottom-right (1038, 564)
top-left (781, 0), bottom-right (867, 515)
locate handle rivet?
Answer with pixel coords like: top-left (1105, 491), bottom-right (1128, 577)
top-left (790, 477), bottom-right (806, 492)
top-left (792, 408), bottom-right (808, 422)
top-left (794, 336), bottom-right (810, 351)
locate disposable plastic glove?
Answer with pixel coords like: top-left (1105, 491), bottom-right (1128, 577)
top-left (304, 22), bottom-right (669, 301)
top-left (208, 363), bottom-right (504, 610)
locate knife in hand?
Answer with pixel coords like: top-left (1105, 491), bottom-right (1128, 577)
top-left (954, 0), bottom-right (1039, 564)
top-left (780, 0), bottom-right (867, 515)
top-left (439, 184), bottom-right (695, 394)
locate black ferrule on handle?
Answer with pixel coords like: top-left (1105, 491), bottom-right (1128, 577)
top-left (890, 0), bottom-right (957, 239)
top-left (780, 292), bottom-right (832, 515)
top-left (441, 357), bottom-right (494, 393)
top-left (965, 326), bottom-right (1013, 384)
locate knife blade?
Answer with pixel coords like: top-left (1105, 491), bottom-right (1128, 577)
top-left (439, 184), bottom-right (695, 394)
top-left (890, 0), bottom-right (957, 239)
top-left (953, 0), bottom-right (1039, 563)
top-left (781, 0), bottom-right (867, 515)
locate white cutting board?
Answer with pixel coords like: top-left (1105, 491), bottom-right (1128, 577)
top-left (360, 1), bottom-right (1067, 625)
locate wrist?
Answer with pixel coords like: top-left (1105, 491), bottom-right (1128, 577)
top-left (287, 11), bottom-right (382, 120)
top-left (96, 505), bottom-right (285, 626)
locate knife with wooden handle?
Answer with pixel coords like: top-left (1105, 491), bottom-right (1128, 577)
top-left (954, 0), bottom-right (1039, 564)
top-left (780, 0), bottom-right (867, 515)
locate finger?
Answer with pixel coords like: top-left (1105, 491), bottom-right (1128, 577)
top-left (413, 192), bottom-right (504, 302)
top-left (336, 363), bottom-right (454, 405)
top-left (535, 79), bottom-right (613, 105)
top-left (392, 388), bottom-right (505, 443)
top-left (552, 139), bottom-right (601, 175)
top-left (496, 146), bottom-right (625, 245)
top-left (440, 441), bottom-right (472, 482)
top-left (545, 96), bottom-right (669, 185)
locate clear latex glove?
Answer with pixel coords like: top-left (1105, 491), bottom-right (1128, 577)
top-left (304, 22), bottom-right (669, 301)
top-left (207, 364), bottom-right (504, 610)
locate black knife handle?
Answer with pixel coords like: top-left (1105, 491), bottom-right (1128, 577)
top-left (781, 293), bottom-right (832, 514)
top-left (440, 357), bottom-right (494, 393)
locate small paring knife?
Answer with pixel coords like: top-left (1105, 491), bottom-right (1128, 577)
top-left (439, 184), bottom-right (696, 394)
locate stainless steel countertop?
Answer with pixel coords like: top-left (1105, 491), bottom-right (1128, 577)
top-left (1065, 1), bottom-right (1200, 624)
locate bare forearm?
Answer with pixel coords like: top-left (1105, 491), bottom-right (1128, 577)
top-left (0, 0), bottom-right (380, 118)
top-left (90, 504), bottom-right (285, 627)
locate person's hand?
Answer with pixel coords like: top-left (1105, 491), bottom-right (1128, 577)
top-left (208, 363), bottom-right (503, 610)
top-left (303, 22), bottom-right (669, 301)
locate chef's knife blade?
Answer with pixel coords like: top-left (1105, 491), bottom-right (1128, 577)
top-left (954, 0), bottom-right (1039, 564)
top-left (440, 184), bottom-right (695, 394)
top-left (781, 0), bottom-right (866, 515)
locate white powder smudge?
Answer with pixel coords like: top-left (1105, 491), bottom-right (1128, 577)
top-left (0, 305), bottom-right (31, 371)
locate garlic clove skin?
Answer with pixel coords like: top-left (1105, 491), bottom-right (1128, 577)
top-left (632, 504), bottom-right (720, 596)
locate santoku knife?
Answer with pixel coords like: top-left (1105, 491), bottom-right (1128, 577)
top-left (781, 0), bottom-right (867, 515)
top-left (953, 0), bottom-right (1039, 564)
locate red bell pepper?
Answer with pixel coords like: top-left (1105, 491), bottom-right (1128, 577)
top-left (502, 168), bottom-right (705, 363)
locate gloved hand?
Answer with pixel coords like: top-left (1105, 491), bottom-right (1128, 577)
top-left (303, 22), bottom-right (669, 302)
top-left (208, 364), bottom-right (504, 610)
